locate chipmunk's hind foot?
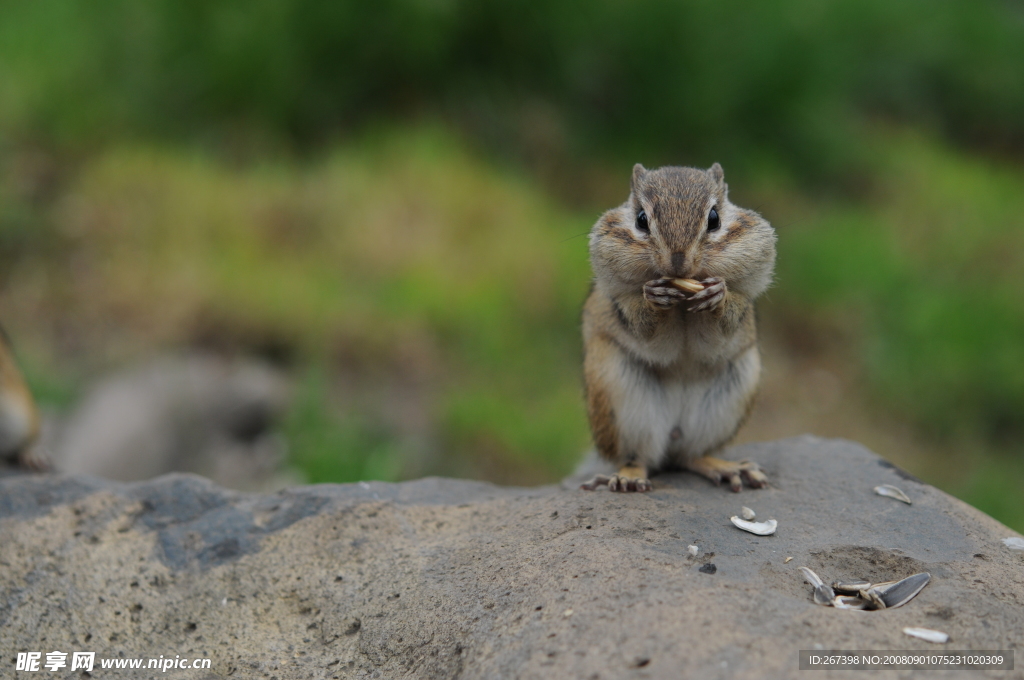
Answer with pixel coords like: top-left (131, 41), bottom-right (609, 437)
top-left (580, 465), bottom-right (652, 492)
top-left (686, 456), bottom-right (766, 492)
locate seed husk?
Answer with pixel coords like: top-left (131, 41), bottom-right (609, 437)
top-left (903, 627), bottom-right (949, 644)
top-left (833, 595), bottom-right (869, 610)
top-left (813, 584), bottom-right (836, 606)
top-left (741, 506), bottom-right (756, 520)
top-left (730, 516), bottom-right (777, 535)
top-left (805, 570), bottom-right (931, 612)
top-left (875, 572), bottom-right (930, 609)
top-left (831, 579), bottom-right (872, 595)
top-left (799, 567), bottom-right (825, 588)
top-left (874, 484), bottom-right (912, 504)
top-left (800, 567), bottom-right (836, 605)
top-left (859, 588), bottom-right (887, 610)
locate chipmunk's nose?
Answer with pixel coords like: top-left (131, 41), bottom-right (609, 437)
top-left (670, 252), bottom-right (688, 277)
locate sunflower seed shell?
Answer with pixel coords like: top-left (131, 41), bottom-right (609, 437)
top-left (813, 584), bottom-right (836, 606)
top-left (876, 572), bottom-right (930, 609)
top-left (874, 484), bottom-right (912, 504)
top-left (831, 579), bottom-right (872, 595)
top-left (799, 567), bottom-right (824, 588)
top-left (730, 516), bottom-right (777, 535)
top-left (903, 627), bottom-right (949, 644)
top-left (859, 588), bottom-right (887, 610)
top-left (833, 595), bottom-right (869, 610)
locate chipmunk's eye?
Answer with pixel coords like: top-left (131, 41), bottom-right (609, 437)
top-left (636, 209), bottom-right (649, 232)
top-left (707, 207), bottom-right (720, 232)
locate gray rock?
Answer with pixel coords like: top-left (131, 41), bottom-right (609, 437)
top-left (2, 436), bottom-right (1022, 679)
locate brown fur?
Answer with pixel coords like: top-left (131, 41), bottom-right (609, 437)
top-left (584, 371), bottom-right (619, 462)
top-left (581, 163), bottom-right (776, 480)
top-left (0, 326), bottom-right (42, 466)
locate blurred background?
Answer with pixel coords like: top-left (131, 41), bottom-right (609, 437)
top-left (0, 0), bottom-right (1022, 530)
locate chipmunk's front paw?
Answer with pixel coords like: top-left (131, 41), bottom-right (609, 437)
top-left (686, 277), bottom-right (726, 313)
top-left (643, 278), bottom-right (688, 310)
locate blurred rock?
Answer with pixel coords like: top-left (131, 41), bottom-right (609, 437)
top-left (1, 437), bottom-right (1021, 679)
top-left (44, 353), bottom-right (296, 490)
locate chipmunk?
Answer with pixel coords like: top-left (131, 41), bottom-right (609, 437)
top-left (0, 325), bottom-right (45, 470)
top-left (579, 163), bottom-right (775, 492)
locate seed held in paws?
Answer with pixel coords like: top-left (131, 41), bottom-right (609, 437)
top-left (670, 278), bottom-right (705, 294)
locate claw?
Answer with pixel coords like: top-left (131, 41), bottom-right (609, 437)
top-left (687, 287), bottom-right (717, 302)
top-left (580, 466), bottom-right (652, 492)
top-left (644, 278), bottom-right (688, 309)
top-left (686, 456), bottom-right (768, 492)
top-left (738, 460), bottom-right (768, 488)
top-left (686, 277), bottom-right (726, 313)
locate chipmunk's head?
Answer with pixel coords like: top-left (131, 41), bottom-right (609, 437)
top-left (589, 163), bottom-right (775, 297)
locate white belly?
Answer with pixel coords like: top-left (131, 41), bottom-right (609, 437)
top-left (613, 345), bottom-right (759, 466)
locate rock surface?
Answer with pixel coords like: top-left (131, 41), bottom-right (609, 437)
top-left (2, 436), bottom-right (1022, 679)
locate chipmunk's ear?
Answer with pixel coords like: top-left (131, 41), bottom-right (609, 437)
top-left (631, 163), bottom-right (647, 192)
top-left (708, 162), bottom-right (725, 187)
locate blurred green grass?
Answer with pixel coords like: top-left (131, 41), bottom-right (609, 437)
top-left (285, 368), bottom-right (403, 485)
top-left (778, 132), bottom-right (1024, 443)
top-left (4, 0), bottom-right (1024, 180)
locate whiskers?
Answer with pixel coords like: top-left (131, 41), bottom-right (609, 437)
top-left (559, 230), bottom-right (591, 244)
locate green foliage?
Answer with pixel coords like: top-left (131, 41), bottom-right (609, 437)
top-left (4, 0), bottom-right (1024, 180)
top-left (776, 132), bottom-right (1024, 443)
top-left (284, 368), bottom-right (401, 484)
top-left (13, 353), bottom-right (79, 411)
top-left (959, 452), bottom-right (1024, 533)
